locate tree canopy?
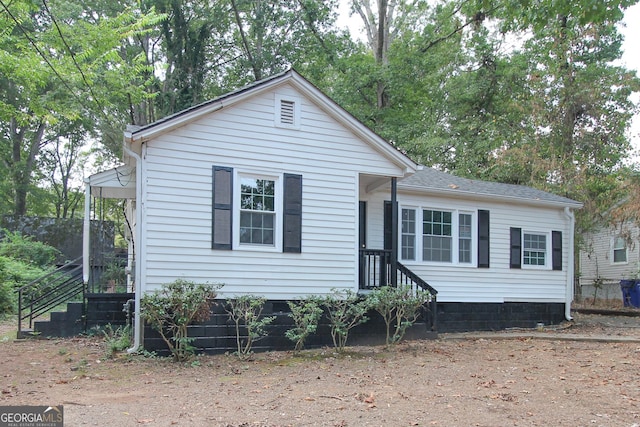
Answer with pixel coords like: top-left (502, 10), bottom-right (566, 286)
top-left (0, 0), bottom-right (638, 237)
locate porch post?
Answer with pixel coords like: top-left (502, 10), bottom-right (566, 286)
top-left (82, 180), bottom-right (91, 285)
top-left (391, 177), bottom-right (398, 287)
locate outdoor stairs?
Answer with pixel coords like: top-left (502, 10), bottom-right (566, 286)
top-left (25, 302), bottom-right (85, 338)
top-left (16, 257), bottom-right (85, 339)
top-left (18, 302), bottom-right (84, 338)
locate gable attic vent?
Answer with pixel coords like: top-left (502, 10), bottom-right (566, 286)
top-left (275, 94), bottom-right (300, 129)
top-left (280, 100), bottom-right (295, 125)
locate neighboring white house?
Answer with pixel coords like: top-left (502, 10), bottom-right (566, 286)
top-left (83, 69), bottom-right (582, 350)
top-left (579, 220), bottom-right (640, 301)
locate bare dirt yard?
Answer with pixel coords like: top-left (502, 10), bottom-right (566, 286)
top-left (1, 310), bottom-right (639, 427)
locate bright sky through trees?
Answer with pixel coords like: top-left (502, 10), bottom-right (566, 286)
top-left (337, 0), bottom-right (640, 157)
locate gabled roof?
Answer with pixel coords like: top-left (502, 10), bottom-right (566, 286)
top-left (86, 165), bottom-right (136, 199)
top-left (125, 69), bottom-right (417, 174)
top-left (400, 167), bottom-right (583, 208)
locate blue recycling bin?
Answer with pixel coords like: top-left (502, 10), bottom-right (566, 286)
top-left (620, 279), bottom-right (640, 308)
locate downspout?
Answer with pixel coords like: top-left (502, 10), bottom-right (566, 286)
top-left (125, 142), bottom-right (143, 354)
top-left (564, 207), bottom-right (575, 321)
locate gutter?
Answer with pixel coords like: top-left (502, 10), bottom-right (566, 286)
top-left (124, 141), bottom-right (144, 354)
top-left (564, 207), bottom-right (576, 321)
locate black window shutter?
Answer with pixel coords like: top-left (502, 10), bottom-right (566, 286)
top-left (552, 231), bottom-right (562, 271)
top-left (283, 173), bottom-right (302, 253)
top-left (478, 210), bottom-right (490, 268)
top-left (510, 227), bottom-right (522, 269)
top-left (212, 166), bottom-right (233, 250)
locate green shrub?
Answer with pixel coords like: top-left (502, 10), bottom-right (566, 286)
top-left (225, 296), bottom-right (275, 359)
top-left (0, 255), bottom-right (51, 317)
top-left (322, 289), bottom-right (369, 352)
top-left (367, 285), bottom-right (430, 346)
top-left (285, 297), bottom-right (323, 352)
top-left (0, 231), bottom-right (61, 268)
top-left (0, 280), bottom-right (15, 319)
top-left (140, 280), bottom-right (219, 362)
top-left (0, 256), bottom-right (51, 285)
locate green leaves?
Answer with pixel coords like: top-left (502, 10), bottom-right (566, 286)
top-left (367, 285), bottom-right (430, 346)
top-left (225, 295), bottom-right (275, 359)
top-left (322, 289), bottom-right (369, 352)
top-left (140, 279), bottom-right (219, 362)
top-left (285, 297), bottom-right (323, 352)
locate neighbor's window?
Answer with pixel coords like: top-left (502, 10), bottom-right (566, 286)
top-left (523, 232), bottom-right (547, 266)
top-left (613, 236), bottom-right (627, 263)
top-left (423, 209), bottom-right (452, 262)
top-left (239, 177), bottom-right (275, 245)
top-left (401, 208), bottom-right (416, 260)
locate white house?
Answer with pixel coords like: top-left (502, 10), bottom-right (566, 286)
top-left (579, 220), bottom-right (640, 301)
top-left (83, 69), bottom-right (582, 351)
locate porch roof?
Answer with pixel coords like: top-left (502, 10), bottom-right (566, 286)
top-left (87, 165), bottom-right (136, 199)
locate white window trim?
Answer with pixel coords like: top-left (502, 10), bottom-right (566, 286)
top-left (611, 236), bottom-right (628, 265)
top-left (233, 170), bottom-right (283, 252)
top-left (275, 94), bottom-right (301, 129)
top-left (457, 211), bottom-right (475, 265)
top-left (522, 230), bottom-right (551, 270)
top-left (401, 206), bottom-right (477, 267)
top-left (400, 207), bottom-right (417, 261)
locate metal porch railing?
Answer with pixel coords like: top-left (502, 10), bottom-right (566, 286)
top-left (17, 256), bottom-right (85, 336)
top-left (359, 249), bottom-right (438, 331)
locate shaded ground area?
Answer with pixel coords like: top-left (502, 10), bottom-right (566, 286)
top-left (1, 311), bottom-right (639, 426)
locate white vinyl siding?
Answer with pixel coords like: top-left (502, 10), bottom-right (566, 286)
top-left (140, 84), bottom-right (406, 300)
top-left (579, 223), bottom-right (640, 300)
top-left (362, 191), bottom-right (573, 304)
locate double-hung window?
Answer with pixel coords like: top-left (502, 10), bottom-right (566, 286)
top-left (212, 166), bottom-right (302, 253)
top-left (400, 208), bottom-right (477, 265)
top-left (458, 213), bottom-right (473, 264)
top-left (523, 232), bottom-right (547, 266)
top-left (423, 210), bottom-right (452, 262)
top-left (239, 177), bottom-right (275, 246)
top-left (401, 208), bottom-right (416, 260)
top-left (510, 228), bottom-right (561, 270)
top-left (613, 236), bottom-right (627, 263)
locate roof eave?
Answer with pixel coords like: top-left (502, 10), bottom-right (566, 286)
top-left (124, 69), bottom-right (417, 174)
top-left (399, 184), bottom-right (583, 209)
top-left (287, 72), bottom-right (417, 174)
top-left (125, 72), bottom-right (292, 145)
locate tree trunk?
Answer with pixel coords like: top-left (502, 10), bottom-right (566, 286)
top-left (10, 118), bottom-right (46, 215)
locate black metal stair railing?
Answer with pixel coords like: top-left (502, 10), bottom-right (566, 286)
top-left (396, 261), bottom-right (438, 331)
top-left (17, 256), bottom-right (85, 337)
top-left (359, 249), bottom-right (438, 331)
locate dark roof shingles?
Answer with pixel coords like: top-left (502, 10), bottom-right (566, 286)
top-left (400, 168), bottom-right (581, 206)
